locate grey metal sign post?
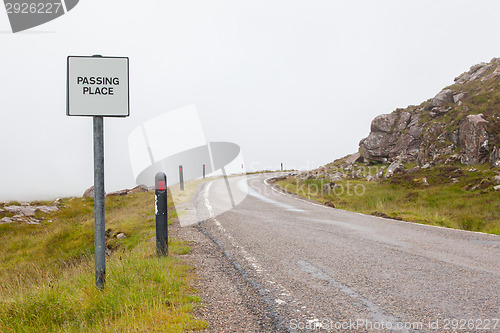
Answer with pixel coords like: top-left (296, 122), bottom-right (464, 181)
top-left (67, 54), bottom-right (130, 290)
top-left (93, 115), bottom-right (105, 289)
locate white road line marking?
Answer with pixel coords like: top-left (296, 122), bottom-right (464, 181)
top-left (203, 179), bottom-right (296, 304)
top-left (298, 260), bottom-right (411, 333)
top-left (204, 180), bottom-right (263, 272)
top-left (238, 179), bottom-right (305, 212)
top-left (264, 177), bottom-right (331, 211)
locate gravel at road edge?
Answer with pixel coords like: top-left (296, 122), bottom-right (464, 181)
top-left (172, 221), bottom-right (283, 333)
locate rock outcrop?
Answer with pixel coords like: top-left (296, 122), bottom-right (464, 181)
top-left (385, 162), bottom-right (405, 178)
top-left (345, 152), bottom-right (363, 165)
top-left (359, 110), bottom-right (420, 163)
top-left (84, 185), bottom-right (149, 198)
top-left (359, 58), bottom-right (500, 167)
top-left (430, 89), bottom-right (454, 108)
top-left (106, 185), bottom-right (149, 197)
top-left (0, 204), bottom-right (59, 224)
top-left (106, 189), bottom-right (130, 197)
top-left (83, 186), bottom-right (95, 198)
top-left (3, 205), bottom-right (58, 216)
top-left (458, 114), bottom-right (489, 165)
top-left (129, 185), bottom-right (149, 194)
top-left (490, 146), bottom-right (500, 167)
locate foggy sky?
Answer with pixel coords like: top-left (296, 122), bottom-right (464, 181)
top-left (1, 0), bottom-right (500, 200)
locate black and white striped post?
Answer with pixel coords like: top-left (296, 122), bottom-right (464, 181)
top-left (155, 172), bottom-right (168, 256)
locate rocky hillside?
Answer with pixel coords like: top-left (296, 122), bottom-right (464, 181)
top-left (359, 58), bottom-right (500, 167)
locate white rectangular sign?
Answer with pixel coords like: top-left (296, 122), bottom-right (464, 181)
top-left (67, 56), bottom-right (130, 117)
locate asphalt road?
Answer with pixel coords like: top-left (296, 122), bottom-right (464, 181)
top-left (194, 173), bottom-right (500, 332)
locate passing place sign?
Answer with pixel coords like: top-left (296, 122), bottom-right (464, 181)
top-left (67, 56), bottom-right (129, 117)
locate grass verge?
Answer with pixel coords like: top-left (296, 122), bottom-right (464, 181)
top-left (274, 164), bottom-right (500, 235)
top-left (0, 192), bottom-right (207, 332)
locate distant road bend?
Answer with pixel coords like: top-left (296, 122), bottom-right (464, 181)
top-left (195, 173), bottom-right (500, 332)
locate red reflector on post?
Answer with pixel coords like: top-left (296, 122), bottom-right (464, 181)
top-left (158, 180), bottom-right (165, 191)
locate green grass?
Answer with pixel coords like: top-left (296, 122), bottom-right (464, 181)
top-left (170, 178), bottom-right (208, 205)
top-left (275, 164), bottom-right (500, 235)
top-left (0, 192), bottom-right (207, 332)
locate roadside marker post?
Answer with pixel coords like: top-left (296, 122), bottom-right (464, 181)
top-left (179, 165), bottom-right (184, 191)
top-left (67, 54), bottom-right (130, 290)
top-left (203, 164), bottom-right (205, 179)
top-left (281, 163), bottom-right (283, 171)
top-left (155, 172), bottom-right (168, 256)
